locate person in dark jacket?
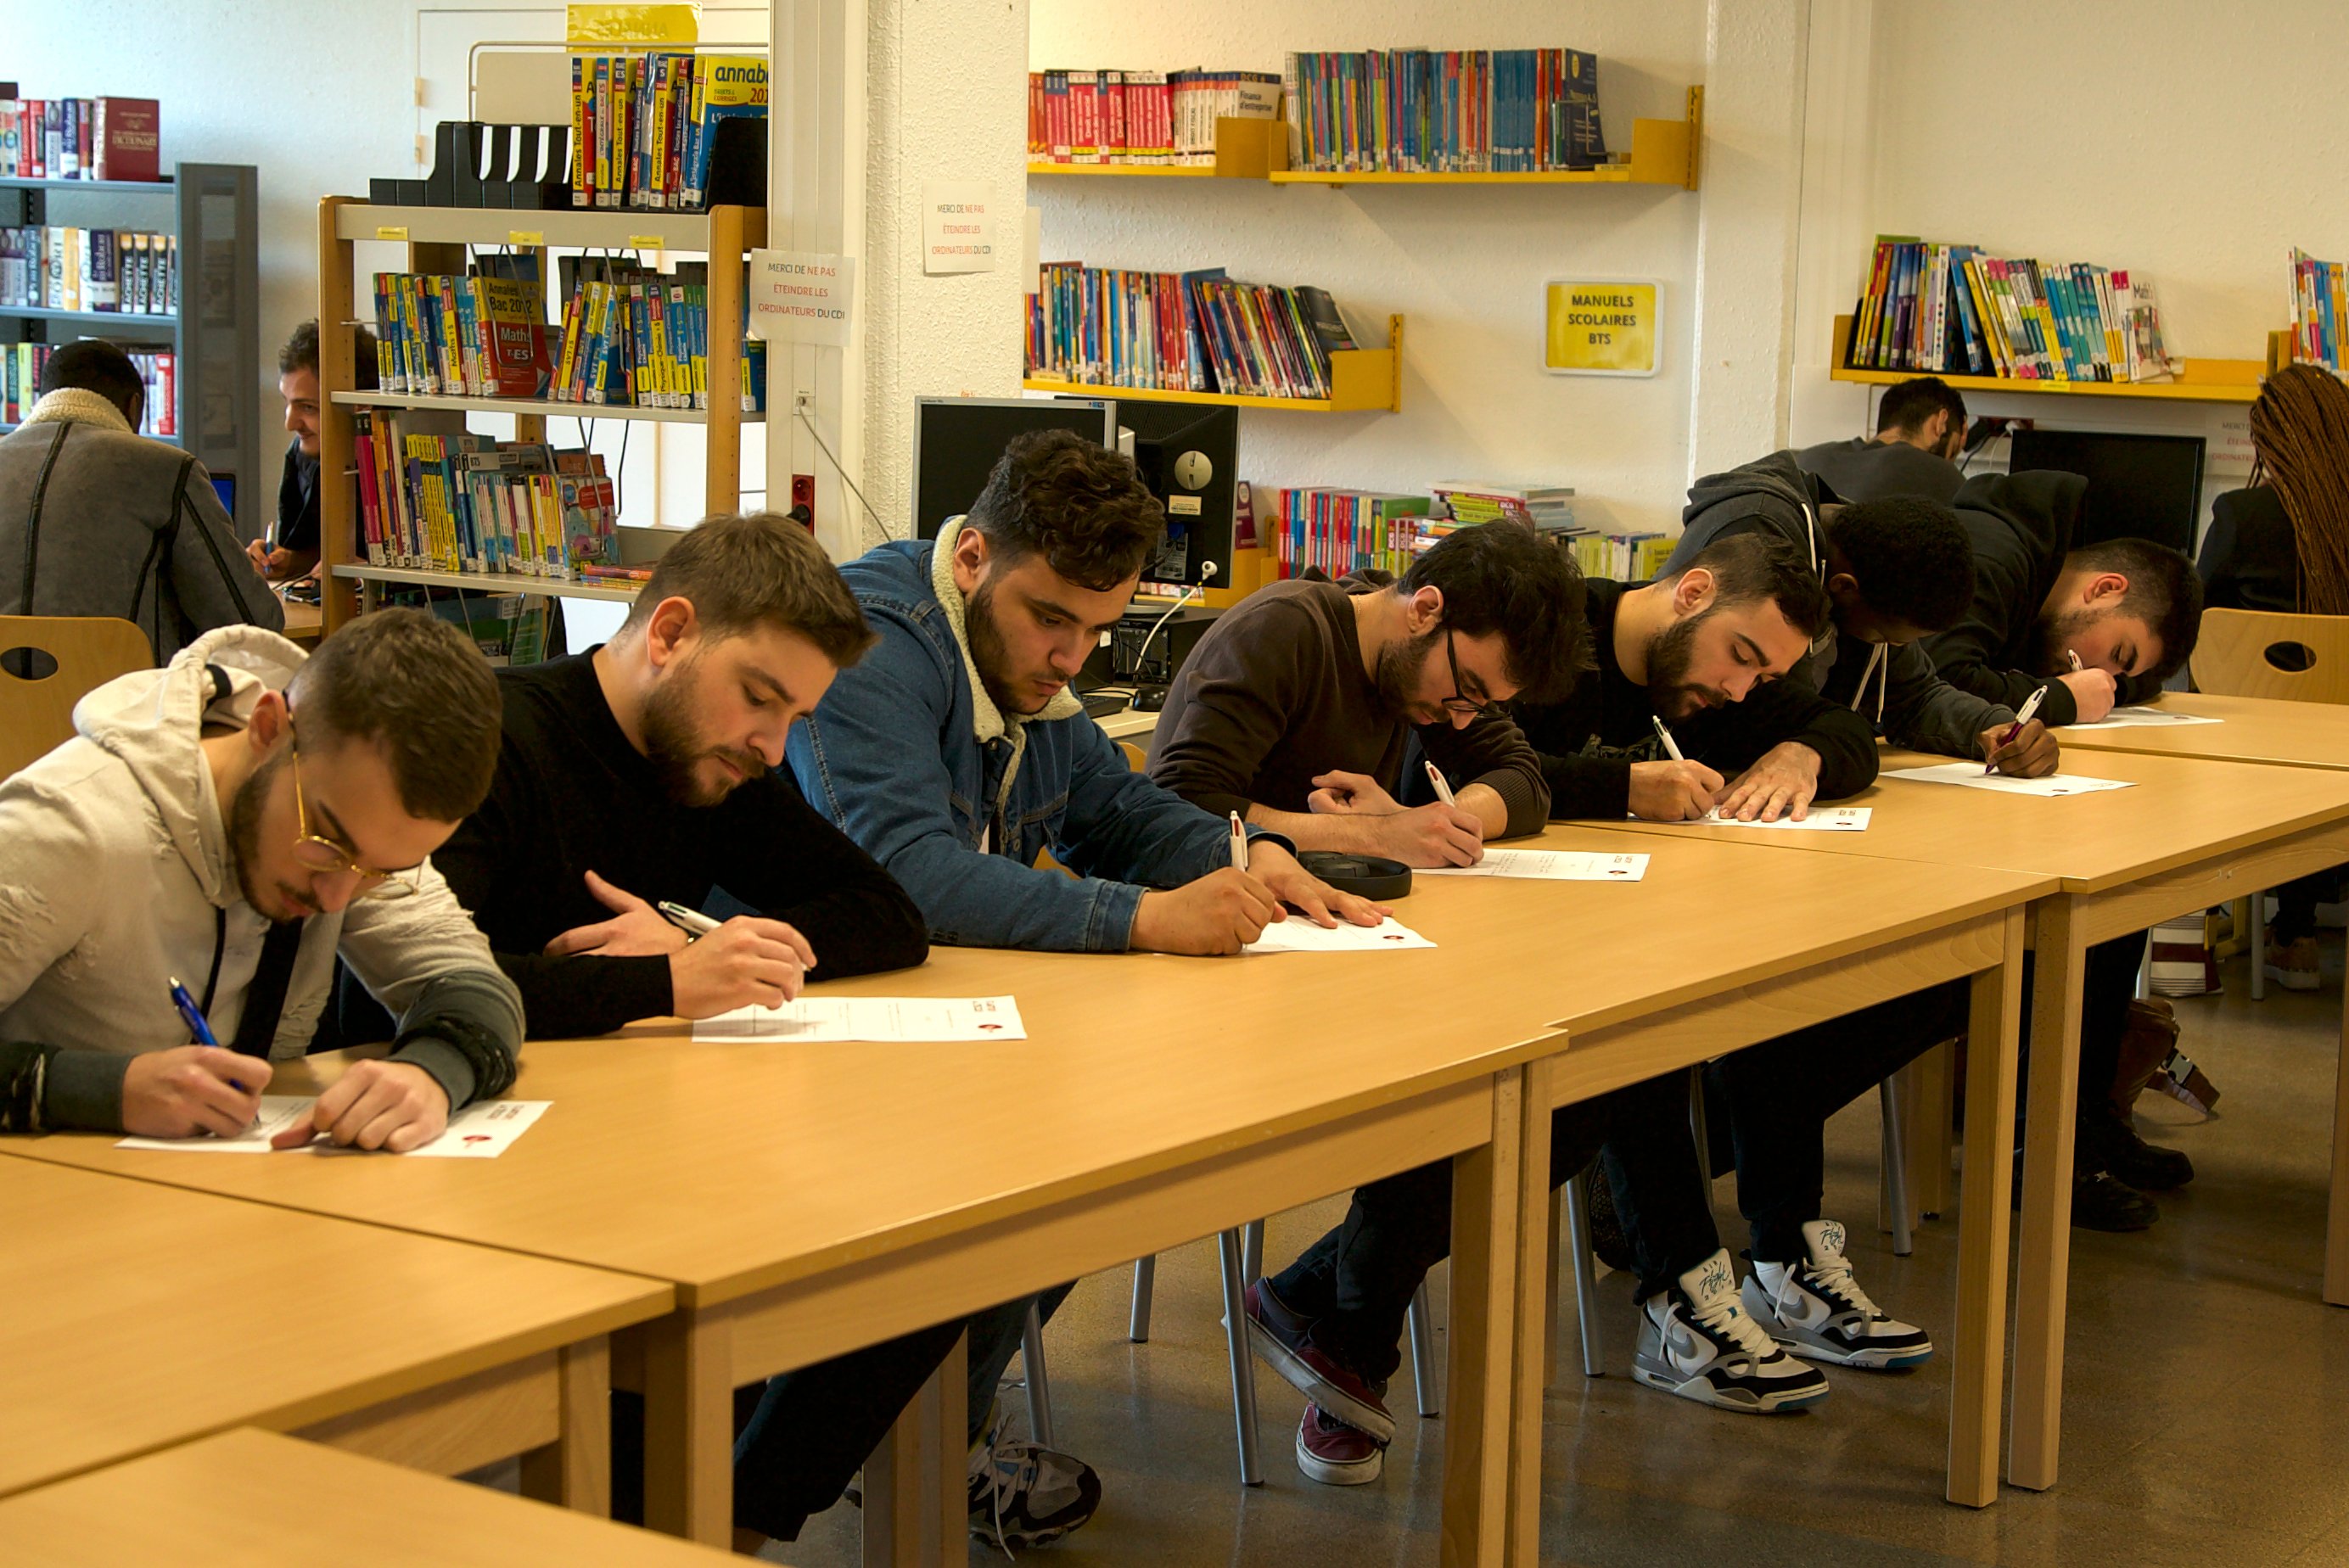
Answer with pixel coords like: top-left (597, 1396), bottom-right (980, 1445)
top-left (1795, 374), bottom-right (1967, 503)
top-left (1666, 451), bottom-right (2056, 775)
top-left (1925, 469), bottom-right (2202, 725)
top-left (248, 319), bottom-right (378, 585)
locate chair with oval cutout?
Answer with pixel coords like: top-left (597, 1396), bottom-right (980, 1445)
top-left (0, 615), bottom-right (154, 780)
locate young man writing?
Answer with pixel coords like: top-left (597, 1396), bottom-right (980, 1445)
top-left (0, 610), bottom-right (520, 1151)
top-left (1146, 520), bottom-right (1576, 866)
top-left (1795, 375), bottom-right (1968, 503)
top-left (248, 319), bottom-right (378, 585)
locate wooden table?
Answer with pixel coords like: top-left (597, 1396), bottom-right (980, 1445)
top-left (278, 594), bottom-right (322, 646)
top-left (0, 1162), bottom-right (669, 1508)
top-left (0, 1427), bottom-right (748, 1565)
top-left (1610, 748), bottom-right (2349, 1492)
top-left (2055, 691), bottom-right (2349, 771)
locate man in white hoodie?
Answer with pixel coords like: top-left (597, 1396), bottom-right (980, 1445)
top-left (0, 609), bottom-right (524, 1149)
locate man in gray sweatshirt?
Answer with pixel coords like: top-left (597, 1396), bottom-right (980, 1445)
top-left (0, 340), bottom-right (280, 662)
top-left (0, 609), bottom-right (523, 1150)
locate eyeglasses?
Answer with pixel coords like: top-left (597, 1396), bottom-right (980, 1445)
top-left (1440, 625), bottom-right (1493, 716)
top-left (289, 740), bottom-right (419, 892)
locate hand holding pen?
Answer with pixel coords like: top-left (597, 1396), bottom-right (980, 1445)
top-left (116, 979), bottom-right (272, 1140)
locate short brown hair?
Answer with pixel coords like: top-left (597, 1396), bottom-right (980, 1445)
top-left (279, 318), bottom-right (379, 391)
top-left (967, 428), bottom-right (1164, 592)
top-left (288, 607), bottom-right (502, 821)
top-left (620, 511), bottom-right (877, 665)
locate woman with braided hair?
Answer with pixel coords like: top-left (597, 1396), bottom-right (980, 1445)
top-left (2199, 362), bottom-right (2349, 986)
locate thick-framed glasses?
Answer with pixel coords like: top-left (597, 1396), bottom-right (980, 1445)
top-left (1440, 625), bottom-right (1493, 716)
top-left (289, 741), bottom-right (420, 892)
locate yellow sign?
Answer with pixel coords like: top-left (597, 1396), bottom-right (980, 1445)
top-left (507, 229), bottom-right (545, 249)
top-left (566, 3), bottom-right (698, 47)
top-left (1545, 279), bottom-right (1660, 377)
top-left (374, 225), bottom-right (410, 242)
top-left (627, 234), bottom-right (664, 249)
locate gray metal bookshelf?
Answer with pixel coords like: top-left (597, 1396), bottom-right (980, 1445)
top-left (0, 164), bottom-right (261, 540)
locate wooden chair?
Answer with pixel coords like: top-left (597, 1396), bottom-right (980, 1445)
top-left (0, 615), bottom-right (154, 779)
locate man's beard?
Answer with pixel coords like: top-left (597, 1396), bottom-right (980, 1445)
top-left (2032, 606), bottom-right (2099, 675)
top-left (1372, 627), bottom-right (1439, 719)
top-left (228, 746), bottom-right (307, 923)
top-left (967, 579), bottom-right (1053, 716)
top-left (642, 652), bottom-right (765, 806)
top-left (1647, 610), bottom-right (1727, 715)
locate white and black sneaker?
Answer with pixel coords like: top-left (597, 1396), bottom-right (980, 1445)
top-left (1633, 1249), bottom-right (1830, 1414)
top-left (967, 1403), bottom-right (1102, 1552)
top-left (1742, 1219), bottom-right (1934, 1370)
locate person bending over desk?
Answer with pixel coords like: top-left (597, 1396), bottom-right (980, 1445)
top-left (0, 610), bottom-right (520, 1151)
top-left (1146, 520), bottom-right (1568, 867)
top-left (248, 318), bottom-right (378, 585)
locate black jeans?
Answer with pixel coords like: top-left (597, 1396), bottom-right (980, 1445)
top-left (2273, 871), bottom-right (2341, 946)
top-left (1264, 1069), bottom-right (1718, 1384)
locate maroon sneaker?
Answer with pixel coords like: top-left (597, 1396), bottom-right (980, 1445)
top-left (1241, 1280), bottom-right (1396, 1442)
top-left (1296, 1403), bottom-right (1384, 1486)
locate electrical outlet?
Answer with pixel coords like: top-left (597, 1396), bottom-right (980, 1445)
top-left (792, 473), bottom-right (816, 524)
top-left (793, 389), bottom-right (815, 415)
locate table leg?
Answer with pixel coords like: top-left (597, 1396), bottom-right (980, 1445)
top-left (2329, 983), bottom-right (2349, 1307)
top-left (1921, 1039), bottom-right (1956, 1217)
top-left (1440, 1065), bottom-right (1526, 1568)
top-left (2009, 897), bottom-right (2085, 1491)
top-left (519, 1335), bottom-right (612, 1515)
top-left (642, 1308), bottom-right (735, 1545)
top-left (864, 1330), bottom-right (966, 1567)
top-left (1506, 1059), bottom-right (1556, 1568)
top-left (1947, 909), bottom-right (2024, 1507)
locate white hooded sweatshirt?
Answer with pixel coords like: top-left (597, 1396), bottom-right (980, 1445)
top-left (0, 624), bottom-right (523, 1131)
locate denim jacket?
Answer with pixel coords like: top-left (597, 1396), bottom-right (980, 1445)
top-left (788, 527), bottom-right (1264, 950)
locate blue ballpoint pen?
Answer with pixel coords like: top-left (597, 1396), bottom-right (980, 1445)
top-left (168, 975), bottom-right (248, 1092)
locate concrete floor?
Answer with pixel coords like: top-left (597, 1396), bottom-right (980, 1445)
top-left (755, 937), bottom-right (2349, 1565)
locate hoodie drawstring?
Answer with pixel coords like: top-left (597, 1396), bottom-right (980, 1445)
top-left (1847, 641), bottom-right (1889, 728)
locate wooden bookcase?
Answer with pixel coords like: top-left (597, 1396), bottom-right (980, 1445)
top-left (313, 196), bottom-right (766, 633)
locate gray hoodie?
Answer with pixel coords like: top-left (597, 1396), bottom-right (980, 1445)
top-left (0, 624), bottom-right (523, 1133)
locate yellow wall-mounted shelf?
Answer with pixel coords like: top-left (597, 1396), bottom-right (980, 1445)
top-left (1024, 315), bottom-right (1404, 414)
top-left (1829, 314), bottom-right (2264, 406)
top-left (1029, 115), bottom-right (1292, 180)
top-left (1270, 87), bottom-right (1701, 191)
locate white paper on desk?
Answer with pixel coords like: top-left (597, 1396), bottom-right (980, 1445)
top-left (1882, 763), bottom-right (2136, 797)
top-left (1245, 916), bottom-right (1435, 953)
top-left (115, 1097), bottom-right (550, 1157)
top-left (1421, 849), bottom-right (1649, 881)
top-left (1629, 806), bottom-right (1871, 831)
top-left (2067, 706), bottom-right (2223, 729)
top-left (693, 995), bottom-right (1028, 1043)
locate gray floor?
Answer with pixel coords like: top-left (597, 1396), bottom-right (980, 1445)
top-left (759, 937), bottom-right (2349, 1564)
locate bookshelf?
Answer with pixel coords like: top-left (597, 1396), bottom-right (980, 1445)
top-left (1828, 314), bottom-right (2265, 406)
top-left (1024, 315), bottom-right (1405, 413)
top-left (0, 164), bottom-right (260, 535)
top-left (1268, 87), bottom-right (1703, 190)
top-left (1029, 116), bottom-right (1291, 180)
top-left (315, 195), bottom-right (767, 632)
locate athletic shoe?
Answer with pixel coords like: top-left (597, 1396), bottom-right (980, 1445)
top-left (1295, 1403), bottom-right (1384, 1486)
top-left (1742, 1220), bottom-right (1934, 1369)
top-left (967, 1409), bottom-right (1101, 1551)
top-left (2068, 1169), bottom-right (2159, 1232)
top-left (1239, 1280), bottom-right (1397, 1442)
top-left (2266, 936), bottom-right (2322, 991)
top-left (2084, 1107), bottom-right (2195, 1191)
top-left (1632, 1249), bottom-right (1830, 1414)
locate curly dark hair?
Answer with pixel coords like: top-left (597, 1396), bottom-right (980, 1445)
top-left (965, 428), bottom-right (1164, 591)
top-left (1402, 523), bottom-right (1589, 703)
top-left (2068, 537), bottom-right (2205, 679)
top-left (1825, 496), bottom-right (1976, 632)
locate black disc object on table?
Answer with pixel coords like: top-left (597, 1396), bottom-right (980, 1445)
top-left (1294, 851), bottom-right (1413, 902)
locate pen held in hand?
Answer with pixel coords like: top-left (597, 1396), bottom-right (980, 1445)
top-left (657, 900), bottom-right (721, 939)
top-left (1987, 686), bottom-right (2051, 773)
top-left (1228, 810), bottom-right (1248, 875)
top-left (167, 976), bottom-right (248, 1094)
top-left (1424, 759), bottom-right (1458, 807)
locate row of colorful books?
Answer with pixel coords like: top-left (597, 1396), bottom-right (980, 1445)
top-left (1026, 263), bottom-right (1356, 400)
top-left (1848, 238), bottom-right (2178, 384)
top-left (1026, 69), bottom-right (1279, 165)
top-left (2287, 249), bottom-right (2349, 374)
top-left (1, 342), bottom-right (174, 434)
top-left (547, 262), bottom-right (764, 410)
top-left (1281, 49), bottom-right (1606, 174)
top-left (371, 266), bottom-right (553, 399)
top-left (1262, 488), bottom-right (1432, 581)
top-left (569, 53), bottom-right (767, 210)
top-left (0, 226), bottom-right (177, 314)
top-left (351, 411), bottom-right (619, 578)
top-left (0, 95), bottom-right (160, 182)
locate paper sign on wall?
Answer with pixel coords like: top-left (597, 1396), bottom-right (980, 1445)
top-left (746, 249), bottom-right (855, 347)
top-left (922, 180), bottom-right (998, 274)
top-left (1545, 278), bottom-right (1661, 377)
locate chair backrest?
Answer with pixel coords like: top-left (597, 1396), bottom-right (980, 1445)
top-left (2189, 608), bottom-right (2349, 704)
top-left (1117, 739), bottom-right (1146, 773)
top-left (0, 615), bottom-right (155, 779)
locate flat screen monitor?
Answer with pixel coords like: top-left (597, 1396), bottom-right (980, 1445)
top-left (209, 473), bottom-right (235, 518)
top-left (911, 395), bottom-right (1119, 540)
top-left (1107, 400), bottom-right (1239, 588)
top-left (2005, 428), bottom-right (2206, 556)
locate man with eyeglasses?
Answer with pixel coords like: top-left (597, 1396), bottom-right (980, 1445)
top-left (1148, 520), bottom-right (1574, 867)
top-left (0, 610), bottom-right (522, 1152)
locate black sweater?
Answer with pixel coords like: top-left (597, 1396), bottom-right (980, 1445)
top-left (430, 652), bottom-right (929, 1037)
top-left (2198, 484), bottom-right (2299, 614)
top-left (1508, 579), bottom-right (1880, 820)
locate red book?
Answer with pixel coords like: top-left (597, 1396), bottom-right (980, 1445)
top-left (93, 98), bottom-right (160, 182)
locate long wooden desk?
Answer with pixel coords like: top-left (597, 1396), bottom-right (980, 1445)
top-left (0, 1428), bottom-right (748, 1565)
top-left (0, 1161), bottom-right (669, 1508)
top-left (1610, 748), bottom-right (2349, 1494)
top-left (2055, 691), bottom-right (2349, 771)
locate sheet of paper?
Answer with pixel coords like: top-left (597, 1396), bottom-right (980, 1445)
top-left (1421, 849), bottom-right (1649, 881)
top-left (1629, 806), bottom-right (1871, 831)
top-left (694, 995), bottom-right (1027, 1043)
top-left (2066, 706), bottom-right (2223, 729)
top-left (1245, 916), bottom-right (1436, 954)
top-left (116, 1098), bottom-right (550, 1157)
top-left (1883, 763), bottom-right (2136, 797)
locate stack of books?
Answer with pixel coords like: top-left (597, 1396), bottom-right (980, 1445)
top-left (1848, 238), bottom-right (2178, 384)
top-left (0, 96), bottom-right (160, 182)
top-left (1282, 49), bottom-right (1606, 174)
top-left (1263, 488), bottom-right (1432, 580)
top-left (569, 53), bottom-right (767, 210)
top-left (547, 260), bottom-right (763, 410)
top-left (1027, 264), bottom-right (1356, 400)
top-left (351, 411), bottom-right (618, 579)
top-left (1428, 480), bottom-right (1577, 533)
top-left (1027, 69), bottom-right (1280, 165)
top-left (2, 342), bottom-right (174, 434)
top-left (1566, 531), bottom-right (1672, 582)
top-left (0, 226), bottom-right (176, 314)
top-left (2288, 248), bottom-right (2349, 372)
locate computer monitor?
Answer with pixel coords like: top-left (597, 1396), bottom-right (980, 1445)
top-left (1104, 400), bottom-right (1239, 588)
top-left (911, 395), bottom-right (1119, 540)
top-left (2005, 428), bottom-right (2206, 556)
top-left (209, 473), bottom-right (235, 519)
